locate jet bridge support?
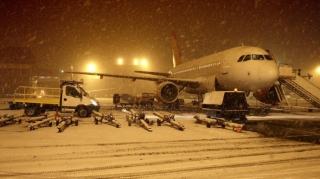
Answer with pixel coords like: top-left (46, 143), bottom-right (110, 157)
top-left (194, 116), bottom-right (244, 132)
top-left (278, 64), bottom-right (320, 109)
top-left (153, 112), bottom-right (185, 131)
top-left (123, 109), bottom-right (153, 132)
top-left (0, 114), bottom-right (23, 126)
top-left (56, 115), bottom-right (78, 132)
top-left (25, 114), bottom-right (55, 130)
top-left (92, 111), bottom-right (121, 128)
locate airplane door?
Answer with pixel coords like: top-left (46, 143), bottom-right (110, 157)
top-left (222, 60), bottom-right (228, 75)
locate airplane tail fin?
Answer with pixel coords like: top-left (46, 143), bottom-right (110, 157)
top-left (171, 31), bottom-right (182, 67)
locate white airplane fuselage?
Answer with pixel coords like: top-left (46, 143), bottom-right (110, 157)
top-left (169, 46), bottom-right (279, 94)
top-left (67, 46), bottom-right (279, 104)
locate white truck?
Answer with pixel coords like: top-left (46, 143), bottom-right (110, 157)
top-left (12, 80), bottom-right (100, 117)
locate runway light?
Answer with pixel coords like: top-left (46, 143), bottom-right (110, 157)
top-left (234, 88), bottom-right (238, 92)
top-left (317, 67), bottom-right (320, 73)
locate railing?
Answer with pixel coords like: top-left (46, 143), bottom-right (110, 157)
top-left (13, 86), bottom-right (61, 105)
top-left (280, 77), bottom-right (320, 108)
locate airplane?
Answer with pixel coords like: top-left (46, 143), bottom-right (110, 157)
top-left (66, 32), bottom-right (279, 105)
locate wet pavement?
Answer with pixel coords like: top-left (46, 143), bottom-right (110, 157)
top-left (245, 112), bottom-right (320, 144)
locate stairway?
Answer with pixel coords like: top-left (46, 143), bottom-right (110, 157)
top-left (279, 75), bottom-right (320, 108)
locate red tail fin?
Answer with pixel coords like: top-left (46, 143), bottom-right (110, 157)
top-left (171, 31), bottom-right (182, 67)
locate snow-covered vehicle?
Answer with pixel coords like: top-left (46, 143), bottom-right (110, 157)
top-left (12, 80), bottom-right (100, 117)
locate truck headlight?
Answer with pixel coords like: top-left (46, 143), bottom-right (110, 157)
top-left (91, 99), bottom-right (98, 106)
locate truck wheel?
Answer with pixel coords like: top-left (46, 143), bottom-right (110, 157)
top-left (77, 106), bottom-right (88, 118)
top-left (25, 106), bottom-right (37, 117)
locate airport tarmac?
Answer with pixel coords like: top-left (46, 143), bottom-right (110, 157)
top-left (0, 106), bottom-right (320, 178)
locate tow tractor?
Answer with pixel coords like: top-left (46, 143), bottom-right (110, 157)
top-left (202, 91), bottom-right (249, 123)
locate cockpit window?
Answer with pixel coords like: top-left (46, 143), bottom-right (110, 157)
top-left (239, 54), bottom-right (273, 62)
top-left (264, 55), bottom-right (273, 60)
top-left (243, 55), bottom-right (251, 61)
top-left (252, 54), bottom-right (265, 60)
top-left (237, 55), bottom-right (245, 62)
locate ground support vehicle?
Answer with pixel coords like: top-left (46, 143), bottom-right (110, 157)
top-left (194, 115), bottom-right (244, 132)
top-left (153, 112), bottom-right (185, 131)
top-left (113, 93), bottom-right (135, 108)
top-left (4, 101), bottom-right (23, 110)
top-left (202, 91), bottom-right (249, 123)
top-left (113, 93), bottom-right (155, 110)
top-left (0, 114), bottom-right (23, 127)
top-left (56, 115), bottom-right (78, 132)
top-left (12, 80), bottom-right (100, 118)
top-left (134, 93), bottom-right (155, 109)
top-left (248, 103), bottom-right (271, 115)
top-left (92, 111), bottom-right (121, 128)
top-left (123, 108), bottom-right (153, 132)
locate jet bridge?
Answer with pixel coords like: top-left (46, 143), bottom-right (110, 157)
top-left (278, 64), bottom-right (320, 108)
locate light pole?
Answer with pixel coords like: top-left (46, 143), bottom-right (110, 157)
top-left (71, 66), bottom-right (73, 80)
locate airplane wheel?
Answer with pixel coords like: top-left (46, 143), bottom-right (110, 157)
top-left (49, 122), bottom-right (52, 127)
top-left (128, 120), bottom-right (132, 126)
top-left (157, 119), bottom-right (161, 126)
top-left (221, 124), bottom-right (226, 128)
top-left (206, 122), bottom-right (211, 128)
top-left (75, 120), bottom-right (78, 126)
top-left (58, 128), bottom-right (61, 133)
top-left (30, 126), bottom-right (34, 130)
top-left (56, 120), bottom-right (59, 126)
top-left (94, 118), bottom-right (98, 125)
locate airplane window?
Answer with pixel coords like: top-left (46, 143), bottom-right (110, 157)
top-left (237, 55), bottom-right (245, 62)
top-left (264, 55), bottom-right (273, 60)
top-left (252, 54), bottom-right (265, 60)
top-left (243, 55), bottom-right (251, 61)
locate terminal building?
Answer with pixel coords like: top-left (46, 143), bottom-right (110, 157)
top-left (0, 47), bottom-right (62, 97)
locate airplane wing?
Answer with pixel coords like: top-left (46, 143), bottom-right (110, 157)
top-left (65, 71), bottom-right (199, 88)
top-left (134, 70), bottom-right (171, 77)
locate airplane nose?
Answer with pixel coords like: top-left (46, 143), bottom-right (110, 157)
top-left (258, 62), bottom-right (279, 87)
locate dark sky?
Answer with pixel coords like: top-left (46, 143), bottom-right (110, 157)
top-left (1, 0), bottom-right (320, 88)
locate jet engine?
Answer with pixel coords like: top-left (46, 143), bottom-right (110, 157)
top-left (253, 85), bottom-right (280, 105)
top-left (154, 82), bottom-right (179, 103)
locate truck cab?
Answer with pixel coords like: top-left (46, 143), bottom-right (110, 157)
top-left (60, 80), bottom-right (100, 117)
